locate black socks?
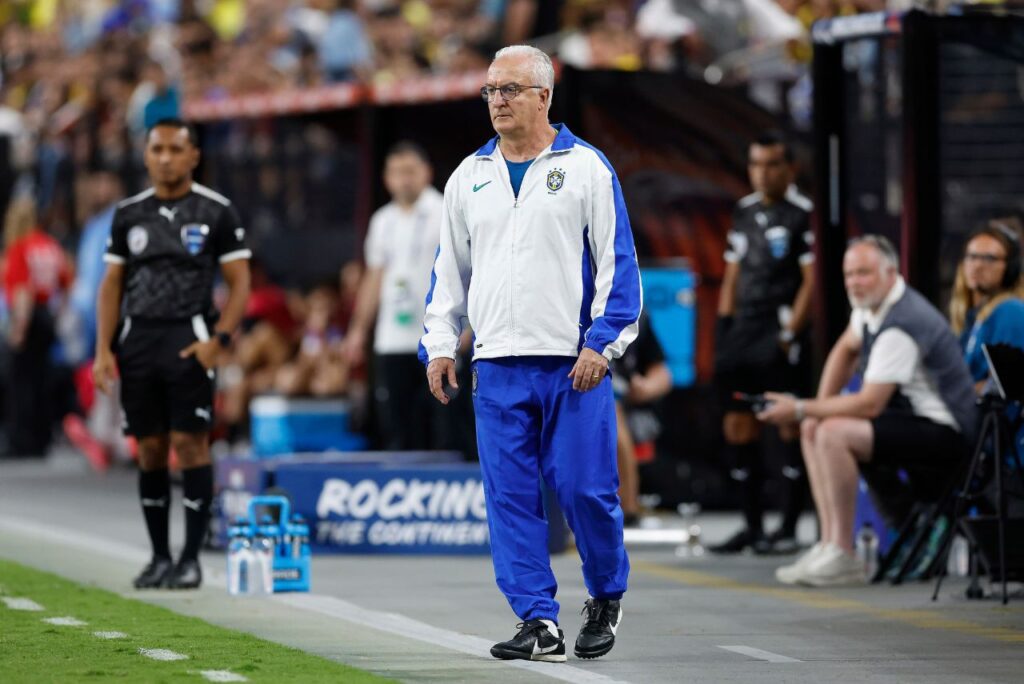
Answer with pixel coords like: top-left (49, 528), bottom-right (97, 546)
top-left (779, 440), bottom-right (808, 535)
top-left (727, 442), bottom-right (764, 536)
top-left (139, 468), bottom-right (171, 560)
top-left (180, 464), bottom-right (214, 561)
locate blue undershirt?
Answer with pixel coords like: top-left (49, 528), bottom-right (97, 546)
top-left (505, 158), bottom-right (535, 198)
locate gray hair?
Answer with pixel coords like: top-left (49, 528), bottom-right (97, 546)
top-left (493, 45), bottom-right (555, 110)
top-left (848, 234), bottom-right (899, 273)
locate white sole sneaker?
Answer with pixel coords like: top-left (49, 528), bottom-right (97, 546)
top-left (796, 544), bottom-right (868, 587)
top-left (799, 570), bottom-right (868, 587)
top-left (775, 543), bottom-right (824, 585)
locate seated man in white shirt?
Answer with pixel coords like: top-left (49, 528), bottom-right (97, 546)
top-left (757, 235), bottom-right (977, 586)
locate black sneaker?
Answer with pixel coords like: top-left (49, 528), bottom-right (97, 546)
top-left (164, 557), bottom-right (202, 590)
top-left (574, 599), bottom-right (621, 659)
top-left (753, 529), bottom-right (800, 555)
top-left (709, 528), bottom-right (760, 554)
top-left (490, 619), bottom-right (566, 662)
top-left (133, 556), bottom-right (173, 589)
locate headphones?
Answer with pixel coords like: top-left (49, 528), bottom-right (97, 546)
top-left (989, 221), bottom-right (1022, 288)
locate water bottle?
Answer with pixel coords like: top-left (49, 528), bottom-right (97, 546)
top-left (856, 522), bottom-right (879, 579)
top-left (251, 524), bottom-right (276, 593)
top-left (947, 534), bottom-right (970, 577)
top-left (227, 518), bottom-right (253, 596)
top-left (290, 514), bottom-right (308, 558)
top-left (675, 502), bottom-right (704, 558)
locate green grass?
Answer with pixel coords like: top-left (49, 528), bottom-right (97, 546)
top-left (0, 559), bottom-right (394, 683)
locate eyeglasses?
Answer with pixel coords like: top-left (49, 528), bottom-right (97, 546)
top-left (480, 83), bottom-right (545, 102)
top-left (964, 252), bottom-right (1006, 265)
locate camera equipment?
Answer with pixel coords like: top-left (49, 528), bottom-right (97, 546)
top-left (932, 344), bottom-right (1024, 604)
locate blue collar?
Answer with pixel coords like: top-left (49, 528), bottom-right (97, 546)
top-left (475, 123), bottom-right (576, 157)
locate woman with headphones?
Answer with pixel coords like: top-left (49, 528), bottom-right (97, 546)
top-left (949, 218), bottom-right (1024, 391)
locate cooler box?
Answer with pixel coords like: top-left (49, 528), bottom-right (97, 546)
top-left (250, 396), bottom-right (369, 456)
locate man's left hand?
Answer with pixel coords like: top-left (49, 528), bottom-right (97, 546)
top-left (569, 348), bottom-right (608, 392)
top-left (756, 391), bottom-right (799, 425)
top-left (180, 338), bottom-right (220, 370)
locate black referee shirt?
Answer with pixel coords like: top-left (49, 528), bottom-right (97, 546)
top-left (723, 185), bottom-right (813, 319)
top-left (104, 183), bottom-right (251, 320)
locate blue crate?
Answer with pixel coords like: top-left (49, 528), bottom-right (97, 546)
top-left (245, 495), bottom-right (311, 593)
top-left (250, 396), bottom-right (368, 456)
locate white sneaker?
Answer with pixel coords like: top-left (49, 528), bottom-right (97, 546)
top-left (798, 544), bottom-right (868, 587)
top-left (775, 542), bottom-right (825, 585)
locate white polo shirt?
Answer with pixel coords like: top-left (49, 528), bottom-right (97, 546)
top-left (365, 186), bottom-right (443, 355)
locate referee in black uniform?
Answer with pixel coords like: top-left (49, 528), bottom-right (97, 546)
top-left (711, 131), bottom-right (814, 555)
top-left (94, 119), bottom-right (250, 589)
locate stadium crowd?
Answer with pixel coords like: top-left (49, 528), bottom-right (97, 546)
top-left (0, 0), bottom-right (891, 456)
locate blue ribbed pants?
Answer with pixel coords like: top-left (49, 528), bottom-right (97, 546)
top-left (472, 356), bottom-right (629, 622)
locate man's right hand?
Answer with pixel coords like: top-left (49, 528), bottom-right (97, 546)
top-left (93, 349), bottom-right (117, 395)
top-left (427, 357), bottom-right (458, 405)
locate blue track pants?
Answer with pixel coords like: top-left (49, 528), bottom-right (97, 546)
top-left (472, 356), bottom-right (629, 622)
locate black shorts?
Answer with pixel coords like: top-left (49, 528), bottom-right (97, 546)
top-left (715, 316), bottom-right (810, 412)
top-left (116, 316), bottom-right (215, 437)
top-left (870, 412), bottom-right (968, 468)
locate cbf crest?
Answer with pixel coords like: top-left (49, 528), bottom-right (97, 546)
top-left (546, 168), bottom-right (565, 193)
top-left (180, 223), bottom-right (210, 256)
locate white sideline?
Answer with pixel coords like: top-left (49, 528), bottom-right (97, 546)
top-left (717, 645), bottom-right (801, 663)
top-left (199, 671), bottom-right (248, 682)
top-left (277, 593), bottom-right (631, 684)
top-left (43, 616), bottom-right (87, 626)
top-left (2, 597), bottom-right (44, 611)
top-left (140, 648), bottom-right (189, 661)
top-left (1, 516), bottom-right (631, 684)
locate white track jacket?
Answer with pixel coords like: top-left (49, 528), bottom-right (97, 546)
top-left (419, 124), bottom-right (642, 363)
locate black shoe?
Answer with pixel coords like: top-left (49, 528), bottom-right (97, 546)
top-left (623, 513), bottom-right (641, 528)
top-left (574, 599), bottom-right (621, 660)
top-left (164, 557), bottom-right (202, 590)
top-left (133, 556), bottom-right (173, 589)
top-left (709, 528), bottom-right (760, 554)
top-left (490, 619), bottom-right (566, 662)
top-left (753, 529), bottom-right (800, 555)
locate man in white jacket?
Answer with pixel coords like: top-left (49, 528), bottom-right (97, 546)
top-left (420, 45), bottom-right (642, 662)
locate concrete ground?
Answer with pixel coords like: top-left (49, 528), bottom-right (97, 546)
top-left (2, 452), bottom-right (1023, 683)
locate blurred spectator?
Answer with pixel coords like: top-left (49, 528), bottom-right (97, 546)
top-left (950, 219), bottom-right (1024, 389)
top-left (759, 236), bottom-right (977, 587)
top-left (219, 259), bottom-right (299, 444)
top-left (319, 0), bottom-right (373, 83)
top-left (274, 282), bottom-right (349, 396)
top-left (341, 140), bottom-right (446, 451)
top-left (69, 169), bottom-right (125, 358)
top-left (137, 59), bottom-right (181, 131)
top-left (611, 313), bottom-right (672, 526)
top-left (2, 194), bottom-right (71, 456)
top-left (560, 2), bottom-right (642, 71)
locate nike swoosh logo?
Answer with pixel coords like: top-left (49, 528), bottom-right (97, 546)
top-left (532, 641), bottom-right (559, 655)
top-left (472, 181), bottom-right (492, 192)
top-left (141, 497), bottom-right (167, 508)
top-left (183, 497), bottom-right (204, 512)
top-left (609, 607), bottom-right (622, 635)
